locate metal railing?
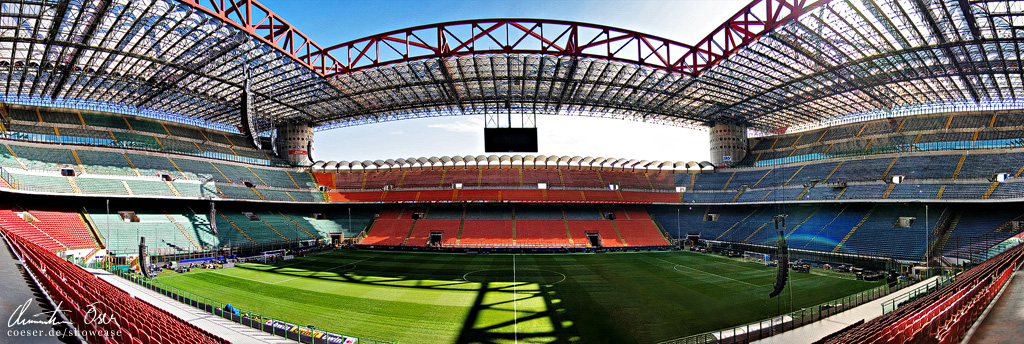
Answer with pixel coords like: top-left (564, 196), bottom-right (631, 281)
top-left (659, 278), bottom-right (916, 344)
top-left (110, 268), bottom-right (395, 344)
top-left (1, 132), bottom-right (287, 166)
top-left (748, 137), bottom-right (1024, 167)
top-left (0, 165), bottom-right (19, 189)
top-left (882, 275), bottom-right (953, 314)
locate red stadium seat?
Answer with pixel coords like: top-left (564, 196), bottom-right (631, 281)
top-left (0, 228), bottom-right (228, 344)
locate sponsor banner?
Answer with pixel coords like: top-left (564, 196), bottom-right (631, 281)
top-left (289, 150), bottom-right (308, 155)
top-left (323, 333), bottom-right (358, 344)
top-left (265, 319), bottom-right (290, 332)
top-left (265, 319), bottom-right (358, 343)
top-left (289, 325), bottom-right (327, 339)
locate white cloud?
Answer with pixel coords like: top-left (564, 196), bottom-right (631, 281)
top-left (425, 117), bottom-right (484, 133)
top-left (315, 114), bottom-right (710, 163)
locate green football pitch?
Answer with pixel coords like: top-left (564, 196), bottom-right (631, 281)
top-left (155, 250), bottom-right (883, 343)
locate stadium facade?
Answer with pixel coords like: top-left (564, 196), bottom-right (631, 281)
top-left (1, 0), bottom-right (1024, 343)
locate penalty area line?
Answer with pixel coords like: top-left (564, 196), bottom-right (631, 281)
top-left (655, 257), bottom-right (764, 287)
top-left (513, 254), bottom-right (517, 344)
top-left (269, 256), bottom-right (374, 284)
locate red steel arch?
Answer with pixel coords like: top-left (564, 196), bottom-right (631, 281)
top-left (180, 0), bottom-right (346, 75)
top-left (182, 0), bottom-right (826, 78)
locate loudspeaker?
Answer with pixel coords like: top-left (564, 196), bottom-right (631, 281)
top-left (769, 258), bottom-right (789, 298)
top-left (768, 229), bottom-right (789, 298)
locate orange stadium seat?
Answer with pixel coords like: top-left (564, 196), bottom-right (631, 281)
top-left (624, 207), bottom-right (652, 220)
top-left (456, 189), bottom-right (501, 202)
top-left (583, 190), bottom-right (622, 202)
top-left (560, 170), bottom-right (604, 188)
top-left (416, 190), bottom-right (457, 202)
top-left (363, 171), bottom-right (404, 189)
top-left (314, 172), bottom-right (335, 188)
top-left (515, 220), bottom-right (571, 245)
top-left (600, 171), bottom-right (651, 189)
top-left (567, 220), bottom-right (623, 247)
top-left (460, 220), bottom-right (513, 245)
top-left (647, 173), bottom-right (676, 189)
top-left (619, 191), bottom-right (680, 203)
top-left (500, 190), bottom-right (545, 202)
top-left (399, 170), bottom-right (445, 188)
top-left (614, 220), bottom-right (669, 246)
top-left (480, 169), bottom-right (520, 186)
top-left (331, 173), bottom-right (365, 189)
top-left (600, 208), bottom-right (629, 220)
top-left (377, 208), bottom-right (407, 220)
top-left (406, 219), bottom-right (461, 246)
top-left (520, 169), bottom-right (563, 187)
top-left (361, 219), bottom-right (415, 245)
top-left (443, 169), bottom-right (480, 187)
top-left (546, 190), bottom-right (584, 202)
top-left (329, 191), bottom-right (384, 202)
top-left (382, 190), bottom-right (422, 202)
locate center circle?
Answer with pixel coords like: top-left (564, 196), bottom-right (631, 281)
top-left (462, 269), bottom-right (567, 285)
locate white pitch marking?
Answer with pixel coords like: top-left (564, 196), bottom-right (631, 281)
top-left (269, 256), bottom-right (372, 284)
top-left (461, 269), bottom-right (566, 285)
top-left (654, 257), bottom-right (763, 287)
top-left (210, 256), bottom-right (370, 285)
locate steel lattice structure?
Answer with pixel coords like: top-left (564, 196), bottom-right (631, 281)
top-left (1, 0), bottom-right (1023, 134)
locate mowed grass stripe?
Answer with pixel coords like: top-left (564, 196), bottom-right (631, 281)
top-left (168, 262), bottom-right (477, 343)
top-left (156, 250), bottom-right (884, 344)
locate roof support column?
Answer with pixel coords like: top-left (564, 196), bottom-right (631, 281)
top-left (275, 123), bottom-right (314, 166)
top-left (709, 122), bottom-right (748, 167)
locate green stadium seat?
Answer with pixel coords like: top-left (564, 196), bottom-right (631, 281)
top-left (125, 117), bottom-right (168, 135)
top-left (75, 177), bottom-right (129, 196)
top-left (5, 172), bottom-right (73, 193)
top-left (76, 150), bottom-right (136, 176)
top-left (81, 112), bottom-right (131, 130)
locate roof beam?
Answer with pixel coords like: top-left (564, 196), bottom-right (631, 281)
top-left (553, 57), bottom-right (579, 114)
top-left (49, 0), bottom-right (112, 100)
top-left (957, 0), bottom-right (982, 40)
top-left (911, 0), bottom-right (980, 102)
top-left (139, 32), bottom-right (247, 107)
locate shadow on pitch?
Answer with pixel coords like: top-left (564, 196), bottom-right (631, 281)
top-left (234, 252), bottom-right (581, 343)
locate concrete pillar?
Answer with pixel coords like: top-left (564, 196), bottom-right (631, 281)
top-left (274, 123), bottom-right (313, 166)
top-left (709, 122), bottom-right (748, 167)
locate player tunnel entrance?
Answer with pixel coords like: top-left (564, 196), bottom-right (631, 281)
top-left (429, 231), bottom-right (443, 246)
top-left (585, 232), bottom-right (602, 247)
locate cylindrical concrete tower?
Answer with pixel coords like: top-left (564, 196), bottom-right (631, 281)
top-left (274, 123), bottom-right (313, 166)
top-left (709, 122), bottom-right (748, 167)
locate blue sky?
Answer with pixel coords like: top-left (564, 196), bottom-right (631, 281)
top-left (261, 0), bottom-right (750, 163)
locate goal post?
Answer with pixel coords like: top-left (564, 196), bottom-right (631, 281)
top-left (743, 252), bottom-right (772, 266)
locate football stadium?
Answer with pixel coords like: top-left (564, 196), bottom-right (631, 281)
top-left (2, 0), bottom-right (1024, 343)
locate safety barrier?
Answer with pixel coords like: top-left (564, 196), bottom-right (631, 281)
top-left (821, 243), bottom-right (1024, 343)
top-left (111, 267), bottom-right (395, 344)
top-left (659, 278), bottom-right (915, 344)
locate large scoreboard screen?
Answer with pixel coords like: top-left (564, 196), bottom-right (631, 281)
top-left (484, 128), bottom-right (538, 153)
